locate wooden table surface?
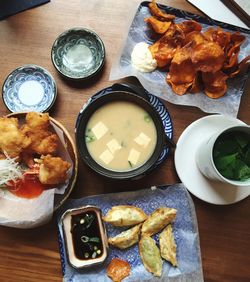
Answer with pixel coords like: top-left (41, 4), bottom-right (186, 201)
top-left (0, 0), bottom-right (249, 281)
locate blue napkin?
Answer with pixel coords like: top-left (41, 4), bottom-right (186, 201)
top-left (0, 0), bottom-right (50, 20)
top-left (56, 184), bottom-right (204, 282)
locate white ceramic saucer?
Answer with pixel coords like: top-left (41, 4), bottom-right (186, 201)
top-left (174, 115), bottom-right (250, 205)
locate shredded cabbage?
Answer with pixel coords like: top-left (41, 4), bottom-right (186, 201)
top-left (0, 154), bottom-right (23, 186)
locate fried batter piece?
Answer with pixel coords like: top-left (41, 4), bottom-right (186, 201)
top-left (0, 117), bottom-right (31, 158)
top-left (149, 0), bottom-right (175, 21)
top-left (145, 0), bottom-right (249, 98)
top-left (36, 154), bottom-right (71, 185)
top-left (167, 44), bottom-right (196, 95)
top-left (191, 41), bottom-right (225, 73)
top-left (106, 258), bottom-right (131, 282)
top-left (202, 71), bottom-right (228, 99)
top-left (149, 24), bottom-right (185, 67)
top-left (144, 16), bottom-right (172, 34)
top-left (25, 112), bottom-right (50, 130)
top-left (21, 112), bottom-right (58, 155)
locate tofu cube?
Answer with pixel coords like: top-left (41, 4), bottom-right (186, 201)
top-left (92, 122), bottom-right (108, 140)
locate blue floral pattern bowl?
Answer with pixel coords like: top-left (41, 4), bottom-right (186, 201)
top-left (51, 28), bottom-right (105, 80)
top-left (2, 64), bottom-right (57, 113)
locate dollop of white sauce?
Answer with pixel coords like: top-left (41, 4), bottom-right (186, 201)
top-left (131, 42), bottom-right (157, 72)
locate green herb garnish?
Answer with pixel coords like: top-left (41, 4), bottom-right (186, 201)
top-left (81, 235), bottom-right (89, 243)
top-left (128, 160), bottom-right (133, 168)
top-left (85, 129), bottom-right (96, 143)
top-left (89, 237), bottom-right (100, 243)
top-left (144, 114), bottom-right (151, 123)
top-left (213, 131), bottom-right (250, 181)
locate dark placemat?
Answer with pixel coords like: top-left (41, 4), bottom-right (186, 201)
top-left (0, 0), bottom-right (50, 20)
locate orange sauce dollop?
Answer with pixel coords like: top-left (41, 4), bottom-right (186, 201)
top-left (7, 174), bottom-right (44, 199)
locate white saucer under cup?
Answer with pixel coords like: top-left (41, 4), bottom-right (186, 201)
top-left (174, 115), bottom-right (250, 205)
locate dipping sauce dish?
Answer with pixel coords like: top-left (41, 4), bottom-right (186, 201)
top-left (61, 206), bottom-right (108, 269)
top-left (76, 89), bottom-right (167, 179)
top-left (2, 65), bottom-right (57, 113)
top-left (51, 28), bottom-right (105, 80)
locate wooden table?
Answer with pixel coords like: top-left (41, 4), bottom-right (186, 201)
top-left (0, 1), bottom-right (249, 281)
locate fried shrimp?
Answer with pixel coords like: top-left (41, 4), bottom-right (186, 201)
top-left (21, 112), bottom-right (58, 155)
top-left (0, 117), bottom-right (31, 158)
top-left (36, 154), bottom-right (71, 185)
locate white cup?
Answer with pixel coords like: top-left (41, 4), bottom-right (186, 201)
top-left (196, 125), bottom-right (250, 187)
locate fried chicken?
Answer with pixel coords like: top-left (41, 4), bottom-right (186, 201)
top-left (0, 117), bottom-right (31, 158)
top-left (36, 154), bottom-right (71, 185)
top-left (21, 112), bottom-right (58, 155)
top-left (26, 111), bottom-right (51, 129)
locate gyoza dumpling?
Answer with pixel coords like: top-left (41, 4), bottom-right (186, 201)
top-left (141, 207), bottom-right (177, 236)
top-left (103, 205), bottom-right (147, 227)
top-left (159, 224), bottom-right (177, 266)
top-left (139, 235), bottom-right (163, 277)
top-left (108, 224), bottom-right (142, 249)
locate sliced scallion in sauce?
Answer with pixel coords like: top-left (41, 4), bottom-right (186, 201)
top-left (71, 211), bottom-right (103, 260)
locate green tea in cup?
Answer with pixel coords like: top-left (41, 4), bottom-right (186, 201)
top-left (213, 131), bottom-right (250, 182)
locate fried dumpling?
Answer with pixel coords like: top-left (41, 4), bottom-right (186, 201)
top-left (108, 224), bottom-right (142, 249)
top-left (103, 205), bottom-right (147, 227)
top-left (141, 207), bottom-right (177, 236)
top-left (159, 224), bottom-right (177, 266)
top-left (139, 235), bottom-right (163, 277)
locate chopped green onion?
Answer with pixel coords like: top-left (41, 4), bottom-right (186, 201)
top-left (96, 250), bottom-right (101, 255)
top-left (89, 237), bottom-right (100, 243)
top-left (84, 252), bottom-right (89, 258)
top-left (144, 114), bottom-right (151, 123)
top-left (85, 134), bottom-right (95, 143)
top-left (81, 235), bottom-right (89, 243)
top-left (83, 214), bottom-right (95, 229)
top-left (85, 129), bottom-right (96, 143)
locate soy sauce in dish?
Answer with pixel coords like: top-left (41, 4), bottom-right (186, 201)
top-left (71, 211), bottom-right (103, 260)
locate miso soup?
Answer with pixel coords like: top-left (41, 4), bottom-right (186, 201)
top-left (85, 101), bottom-right (157, 171)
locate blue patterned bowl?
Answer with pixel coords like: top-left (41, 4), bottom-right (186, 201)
top-left (2, 64), bottom-right (57, 113)
top-left (75, 84), bottom-right (173, 180)
top-left (51, 28), bottom-right (105, 80)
